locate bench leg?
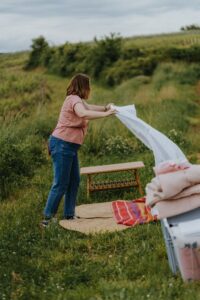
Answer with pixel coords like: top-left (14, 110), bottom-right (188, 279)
top-left (135, 170), bottom-right (143, 196)
top-left (86, 175), bottom-right (92, 199)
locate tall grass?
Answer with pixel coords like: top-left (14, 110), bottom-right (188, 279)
top-left (0, 71), bottom-right (51, 119)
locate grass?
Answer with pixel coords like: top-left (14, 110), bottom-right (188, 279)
top-left (125, 31), bottom-right (200, 49)
top-left (1, 38), bottom-right (200, 299)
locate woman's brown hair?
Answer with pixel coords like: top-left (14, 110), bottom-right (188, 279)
top-left (66, 73), bottom-right (90, 99)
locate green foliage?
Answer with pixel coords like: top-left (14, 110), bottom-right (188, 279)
top-left (25, 36), bottom-right (50, 69)
top-left (102, 56), bottom-right (157, 86)
top-left (99, 136), bottom-right (136, 156)
top-left (138, 56), bottom-right (158, 76)
top-left (25, 34), bottom-right (123, 84)
top-left (0, 71), bottom-right (51, 119)
top-left (167, 128), bottom-right (187, 149)
top-left (32, 119), bottom-right (54, 139)
top-left (47, 43), bottom-right (90, 76)
top-left (120, 45), bottom-right (144, 60)
top-left (102, 59), bottom-right (142, 86)
top-left (87, 33), bottom-right (122, 79)
top-left (181, 24), bottom-right (200, 31)
top-left (25, 33), bottom-right (200, 87)
top-left (166, 46), bottom-right (200, 63)
top-left (152, 63), bottom-right (200, 90)
top-left (0, 127), bottom-right (46, 200)
top-left (81, 124), bottom-right (108, 156)
top-left (178, 65), bottom-right (200, 84)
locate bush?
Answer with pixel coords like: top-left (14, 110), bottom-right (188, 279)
top-left (81, 124), bottom-right (108, 156)
top-left (153, 63), bottom-right (200, 90)
top-left (99, 136), bottom-right (136, 156)
top-left (25, 35), bottom-right (200, 87)
top-left (120, 46), bottom-right (144, 60)
top-left (103, 59), bottom-right (142, 86)
top-left (47, 43), bottom-right (90, 76)
top-left (167, 128), bottom-right (187, 149)
top-left (166, 46), bottom-right (200, 62)
top-left (181, 24), bottom-right (200, 31)
top-left (0, 71), bottom-right (51, 119)
top-left (86, 33), bottom-right (122, 79)
top-left (177, 65), bottom-right (200, 84)
top-left (138, 56), bottom-right (158, 76)
top-left (25, 36), bottom-right (50, 69)
top-left (0, 129), bottom-right (46, 200)
top-left (102, 55), bottom-right (158, 86)
top-left (30, 115), bottom-right (56, 139)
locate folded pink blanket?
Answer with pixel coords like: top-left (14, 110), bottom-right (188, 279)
top-left (146, 165), bottom-right (200, 207)
top-left (147, 183), bottom-right (200, 207)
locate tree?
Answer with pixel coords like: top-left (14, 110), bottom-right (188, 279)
top-left (25, 36), bottom-right (49, 69)
top-left (181, 24), bottom-right (200, 31)
top-left (87, 33), bottom-right (122, 78)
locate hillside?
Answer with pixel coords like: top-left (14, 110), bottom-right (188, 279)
top-left (1, 32), bottom-right (200, 300)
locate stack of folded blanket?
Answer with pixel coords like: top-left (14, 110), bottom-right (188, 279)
top-left (146, 163), bottom-right (200, 219)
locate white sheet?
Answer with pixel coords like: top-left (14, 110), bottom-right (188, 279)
top-left (112, 104), bottom-right (188, 166)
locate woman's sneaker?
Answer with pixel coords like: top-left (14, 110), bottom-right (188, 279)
top-left (64, 215), bottom-right (80, 220)
top-left (40, 217), bottom-right (51, 228)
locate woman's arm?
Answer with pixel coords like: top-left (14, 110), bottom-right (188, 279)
top-left (74, 102), bottom-right (116, 120)
top-left (82, 100), bottom-right (114, 112)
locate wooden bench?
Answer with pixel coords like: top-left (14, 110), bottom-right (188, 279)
top-left (80, 161), bottom-right (145, 198)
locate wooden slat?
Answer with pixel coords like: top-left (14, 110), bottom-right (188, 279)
top-left (80, 161), bottom-right (144, 175)
top-left (90, 180), bottom-right (137, 190)
top-left (90, 181), bottom-right (137, 191)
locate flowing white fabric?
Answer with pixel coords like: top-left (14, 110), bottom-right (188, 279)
top-left (112, 104), bottom-right (188, 166)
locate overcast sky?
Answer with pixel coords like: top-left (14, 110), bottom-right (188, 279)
top-left (0, 0), bottom-right (200, 52)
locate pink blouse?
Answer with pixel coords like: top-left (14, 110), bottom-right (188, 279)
top-left (52, 95), bottom-right (88, 145)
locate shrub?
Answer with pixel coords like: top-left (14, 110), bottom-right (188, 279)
top-left (166, 46), bottom-right (200, 62)
top-left (86, 33), bottom-right (122, 79)
top-left (25, 36), bottom-right (50, 69)
top-left (99, 136), bottom-right (136, 156)
top-left (25, 35), bottom-right (200, 87)
top-left (177, 65), bottom-right (200, 84)
top-left (102, 55), bottom-right (157, 86)
top-left (138, 56), bottom-right (158, 76)
top-left (167, 128), bottom-right (187, 149)
top-left (120, 46), bottom-right (144, 60)
top-left (0, 129), bottom-right (46, 200)
top-left (81, 123), bottom-right (108, 156)
top-left (103, 59), bottom-right (142, 86)
top-left (181, 24), bottom-right (200, 31)
top-left (153, 63), bottom-right (200, 91)
top-left (30, 115), bottom-right (56, 139)
top-left (0, 70), bottom-right (51, 119)
top-left (47, 43), bottom-right (90, 76)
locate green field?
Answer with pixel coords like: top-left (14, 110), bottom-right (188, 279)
top-left (1, 32), bottom-right (200, 300)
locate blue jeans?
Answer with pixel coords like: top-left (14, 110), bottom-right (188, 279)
top-left (44, 135), bottom-right (81, 218)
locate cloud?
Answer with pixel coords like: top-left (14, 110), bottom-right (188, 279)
top-left (0, 0), bottom-right (200, 52)
top-left (1, 0), bottom-right (199, 17)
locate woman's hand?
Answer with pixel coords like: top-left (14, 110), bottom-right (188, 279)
top-left (105, 107), bottom-right (117, 116)
top-left (105, 103), bottom-right (114, 111)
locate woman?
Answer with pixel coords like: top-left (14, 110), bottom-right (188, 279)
top-left (41, 73), bottom-right (116, 226)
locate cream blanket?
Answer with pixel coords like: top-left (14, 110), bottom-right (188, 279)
top-left (152, 194), bottom-right (200, 219)
top-left (146, 165), bottom-right (200, 219)
top-left (146, 165), bottom-right (200, 207)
